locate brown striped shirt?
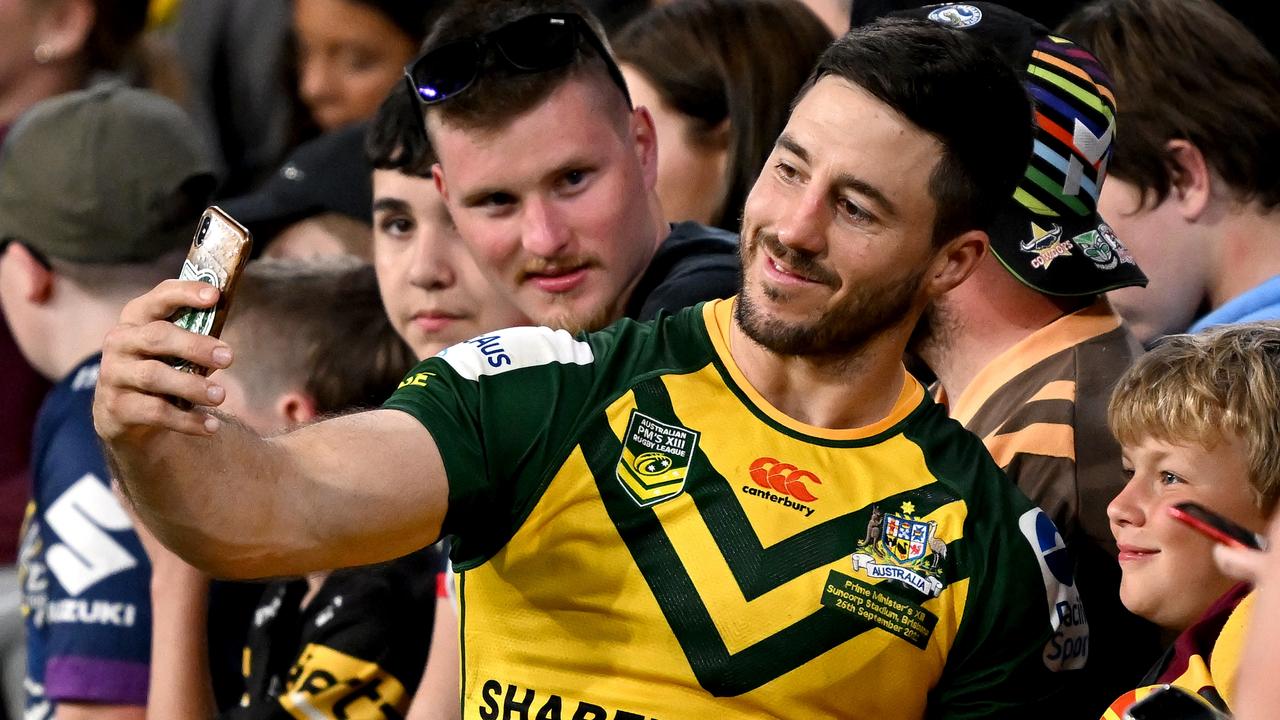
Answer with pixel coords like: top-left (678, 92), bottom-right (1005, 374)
top-left (937, 299), bottom-right (1163, 716)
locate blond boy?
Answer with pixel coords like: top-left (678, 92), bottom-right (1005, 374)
top-left (1102, 322), bottom-right (1280, 716)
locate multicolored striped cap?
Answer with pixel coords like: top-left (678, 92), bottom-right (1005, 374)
top-left (896, 3), bottom-right (1147, 296)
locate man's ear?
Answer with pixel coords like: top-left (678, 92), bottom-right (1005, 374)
top-left (431, 163), bottom-right (450, 203)
top-left (32, 0), bottom-right (95, 63)
top-left (925, 230), bottom-right (988, 298)
top-left (631, 105), bottom-right (659, 191)
top-left (1164, 139), bottom-right (1212, 222)
top-left (6, 243), bottom-right (55, 305)
top-left (275, 390), bottom-right (318, 428)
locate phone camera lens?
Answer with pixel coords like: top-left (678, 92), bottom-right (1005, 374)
top-left (195, 216), bottom-right (211, 247)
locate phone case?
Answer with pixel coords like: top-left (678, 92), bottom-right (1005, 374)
top-left (1123, 684), bottom-right (1229, 720)
top-left (1168, 502), bottom-right (1266, 550)
top-left (169, 206), bottom-right (253, 375)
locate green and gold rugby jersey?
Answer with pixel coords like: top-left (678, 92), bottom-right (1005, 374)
top-left (384, 299), bottom-right (1084, 720)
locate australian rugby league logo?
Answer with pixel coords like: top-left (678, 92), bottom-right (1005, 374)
top-left (852, 502), bottom-right (947, 597)
top-left (615, 411), bottom-right (700, 507)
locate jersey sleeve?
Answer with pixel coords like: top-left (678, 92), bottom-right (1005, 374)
top-left (230, 549), bottom-right (443, 720)
top-left (901, 412), bottom-right (1090, 712)
top-left (38, 468), bottom-right (152, 705)
top-left (924, 442), bottom-right (1089, 718)
top-left (381, 327), bottom-right (602, 567)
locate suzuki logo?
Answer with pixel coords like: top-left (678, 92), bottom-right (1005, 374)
top-left (749, 457), bottom-right (821, 502)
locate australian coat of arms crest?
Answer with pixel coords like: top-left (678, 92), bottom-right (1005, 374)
top-left (852, 502), bottom-right (946, 597)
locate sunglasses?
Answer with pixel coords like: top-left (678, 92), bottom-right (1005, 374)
top-left (403, 12), bottom-right (631, 108)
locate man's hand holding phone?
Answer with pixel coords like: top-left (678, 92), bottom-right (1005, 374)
top-left (94, 206), bottom-right (251, 443)
top-left (94, 280), bottom-right (234, 440)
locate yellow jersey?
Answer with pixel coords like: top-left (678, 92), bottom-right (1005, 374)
top-left (385, 299), bottom-right (1085, 719)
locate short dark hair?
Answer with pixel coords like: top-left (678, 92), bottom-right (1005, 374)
top-left (226, 257), bottom-right (417, 414)
top-left (419, 0), bottom-right (627, 134)
top-left (615, 0), bottom-right (834, 232)
top-left (804, 19), bottom-right (1033, 245)
top-left (366, 83), bottom-right (437, 178)
top-left (1059, 0), bottom-right (1280, 211)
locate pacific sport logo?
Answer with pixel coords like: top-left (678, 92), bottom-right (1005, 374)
top-left (1018, 508), bottom-right (1089, 671)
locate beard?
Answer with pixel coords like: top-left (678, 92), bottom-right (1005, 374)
top-left (517, 254), bottom-right (618, 334)
top-left (907, 297), bottom-right (960, 361)
top-left (735, 230), bottom-right (927, 359)
top-left (535, 298), bottom-right (617, 335)
top-left (905, 299), bottom-right (961, 386)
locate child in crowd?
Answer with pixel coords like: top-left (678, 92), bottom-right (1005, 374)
top-left (138, 257), bottom-right (439, 718)
top-left (1101, 322), bottom-right (1280, 717)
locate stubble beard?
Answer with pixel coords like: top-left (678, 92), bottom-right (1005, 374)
top-left (735, 231), bottom-right (927, 360)
top-left (906, 298), bottom-right (959, 370)
top-left (532, 292), bottom-right (619, 335)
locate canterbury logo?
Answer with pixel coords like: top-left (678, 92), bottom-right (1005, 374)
top-left (749, 457), bottom-right (821, 502)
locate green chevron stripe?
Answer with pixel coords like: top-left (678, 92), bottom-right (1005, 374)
top-left (579, 380), bottom-right (974, 694)
top-left (582, 413), bottom-right (885, 695)
top-left (1026, 165), bottom-right (1090, 215)
top-left (631, 378), bottom-right (961, 599)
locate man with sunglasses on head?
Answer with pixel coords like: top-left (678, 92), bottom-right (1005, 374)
top-left (96, 17), bottom-right (1083, 720)
top-left (402, 1), bottom-right (739, 333)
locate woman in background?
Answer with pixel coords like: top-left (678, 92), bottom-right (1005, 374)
top-left (291, 0), bottom-right (441, 132)
top-left (614, 0), bottom-right (833, 232)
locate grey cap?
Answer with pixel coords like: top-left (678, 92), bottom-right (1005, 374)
top-left (0, 81), bottom-right (216, 263)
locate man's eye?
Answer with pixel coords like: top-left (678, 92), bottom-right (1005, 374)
top-left (838, 197), bottom-right (870, 223)
top-left (377, 216), bottom-right (414, 236)
top-left (1121, 467), bottom-right (1135, 480)
top-left (562, 169), bottom-right (588, 188)
top-left (1160, 471), bottom-right (1185, 486)
top-left (479, 193), bottom-right (517, 209)
top-left (774, 161), bottom-right (798, 181)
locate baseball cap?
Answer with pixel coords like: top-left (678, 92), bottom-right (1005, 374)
top-left (896, 3), bottom-right (1147, 297)
top-left (220, 123), bottom-right (373, 251)
top-left (0, 81), bottom-right (216, 263)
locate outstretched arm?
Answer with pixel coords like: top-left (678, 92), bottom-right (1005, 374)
top-left (95, 280), bottom-right (448, 579)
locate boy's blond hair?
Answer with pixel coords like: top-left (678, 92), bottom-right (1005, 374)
top-left (1108, 322), bottom-right (1280, 510)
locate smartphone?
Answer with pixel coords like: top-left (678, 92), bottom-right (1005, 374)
top-left (1123, 685), bottom-right (1229, 720)
top-left (1169, 501), bottom-right (1267, 551)
top-left (167, 206), bottom-right (253, 376)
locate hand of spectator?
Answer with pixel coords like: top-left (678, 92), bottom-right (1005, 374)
top-left (1214, 544), bottom-right (1267, 584)
top-left (1214, 516), bottom-right (1280, 585)
top-left (94, 280), bottom-right (234, 442)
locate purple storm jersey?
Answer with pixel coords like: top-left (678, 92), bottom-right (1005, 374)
top-left (20, 354), bottom-right (151, 717)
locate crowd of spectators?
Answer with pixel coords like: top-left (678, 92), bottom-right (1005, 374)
top-left (1, 0), bottom-right (1278, 718)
